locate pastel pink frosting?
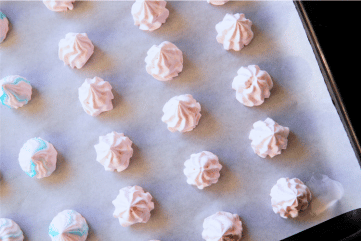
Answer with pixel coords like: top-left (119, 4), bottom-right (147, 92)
top-left (78, 77), bottom-right (114, 117)
top-left (112, 185), bottom-right (154, 227)
top-left (145, 41), bottom-right (183, 81)
top-left (202, 211), bottom-right (243, 241)
top-left (43, 0), bottom-right (74, 12)
top-left (131, 0), bottom-right (169, 31)
top-left (216, 13), bottom-right (253, 51)
top-left (249, 118), bottom-right (289, 158)
top-left (94, 132), bottom-right (133, 172)
top-left (270, 178), bottom-right (312, 218)
top-left (59, 33), bottom-right (94, 69)
top-left (183, 151), bottom-right (222, 189)
top-left (161, 94), bottom-right (201, 133)
top-left (232, 65), bottom-right (273, 107)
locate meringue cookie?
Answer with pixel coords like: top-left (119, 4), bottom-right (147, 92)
top-left (18, 137), bottom-right (57, 178)
top-left (131, 0), bottom-right (169, 31)
top-left (161, 94), bottom-right (201, 133)
top-left (0, 218), bottom-right (24, 241)
top-left (48, 210), bottom-right (89, 241)
top-left (202, 211), bottom-right (243, 241)
top-left (0, 11), bottom-right (9, 43)
top-left (270, 178), bottom-right (312, 219)
top-left (43, 0), bottom-right (74, 12)
top-left (207, 0), bottom-right (229, 5)
top-left (249, 118), bottom-right (289, 158)
top-left (112, 185), bottom-right (154, 227)
top-left (184, 151), bottom-right (222, 189)
top-left (216, 13), bottom-right (253, 51)
top-left (59, 33), bottom-right (94, 69)
top-left (78, 77), bottom-right (114, 117)
top-left (145, 41), bottom-right (183, 81)
top-left (94, 131), bottom-right (133, 172)
top-left (232, 65), bottom-right (273, 107)
top-left (0, 75), bottom-right (32, 109)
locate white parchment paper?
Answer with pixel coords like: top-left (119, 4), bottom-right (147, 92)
top-left (1, 1), bottom-right (361, 240)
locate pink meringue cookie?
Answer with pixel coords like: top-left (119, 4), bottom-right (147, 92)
top-left (216, 13), bottom-right (253, 51)
top-left (207, 0), bottom-right (229, 5)
top-left (131, 0), bottom-right (169, 31)
top-left (184, 151), bottom-right (222, 189)
top-left (161, 94), bottom-right (201, 133)
top-left (232, 65), bottom-right (273, 107)
top-left (18, 137), bottom-right (57, 179)
top-left (0, 75), bottom-right (32, 109)
top-left (0, 11), bottom-right (9, 43)
top-left (94, 132), bottom-right (133, 172)
top-left (58, 33), bottom-right (94, 69)
top-left (202, 211), bottom-right (243, 241)
top-left (249, 118), bottom-right (289, 158)
top-left (0, 218), bottom-right (24, 241)
top-left (145, 41), bottom-right (183, 81)
top-left (270, 177), bottom-right (312, 218)
top-left (112, 185), bottom-right (154, 227)
top-left (43, 0), bottom-right (74, 12)
top-left (78, 77), bottom-right (114, 117)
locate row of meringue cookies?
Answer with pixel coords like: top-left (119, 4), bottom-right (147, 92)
top-left (0, 178), bottom-right (312, 241)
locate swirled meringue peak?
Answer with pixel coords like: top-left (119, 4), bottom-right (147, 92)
top-left (270, 178), bottom-right (312, 219)
top-left (131, 0), bottom-right (169, 31)
top-left (59, 33), bottom-right (94, 69)
top-left (249, 118), bottom-right (289, 158)
top-left (43, 0), bottom-right (74, 12)
top-left (207, 0), bottom-right (229, 5)
top-left (161, 94), bottom-right (201, 133)
top-left (94, 131), bottom-right (133, 172)
top-left (78, 77), bottom-right (114, 117)
top-left (48, 210), bottom-right (89, 241)
top-left (0, 75), bottom-right (32, 109)
top-left (18, 137), bottom-right (57, 179)
top-left (145, 41), bottom-right (183, 81)
top-left (202, 211), bottom-right (243, 241)
top-left (232, 65), bottom-right (273, 107)
top-left (184, 151), bottom-right (222, 189)
top-left (215, 13), bottom-right (253, 51)
top-left (0, 218), bottom-right (24, 241)
top-left (0, 12), bottom-right (9, 43)
top-left (112, 185), bottom-right (154, 227)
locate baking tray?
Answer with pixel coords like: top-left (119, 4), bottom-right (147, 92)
top-left (1, 1), bottom-right (361, 240)
top-left (293, 0), bottom-right (361, 168)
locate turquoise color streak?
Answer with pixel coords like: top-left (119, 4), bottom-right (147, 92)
top-left (0, 77), bottom-right (31, 108)
top-left (26, 138), bottom-right (47, 178)
top-left (48, 224), bottom-right (59, 237)
top-left (0, 12), bottom-right (6, 20)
